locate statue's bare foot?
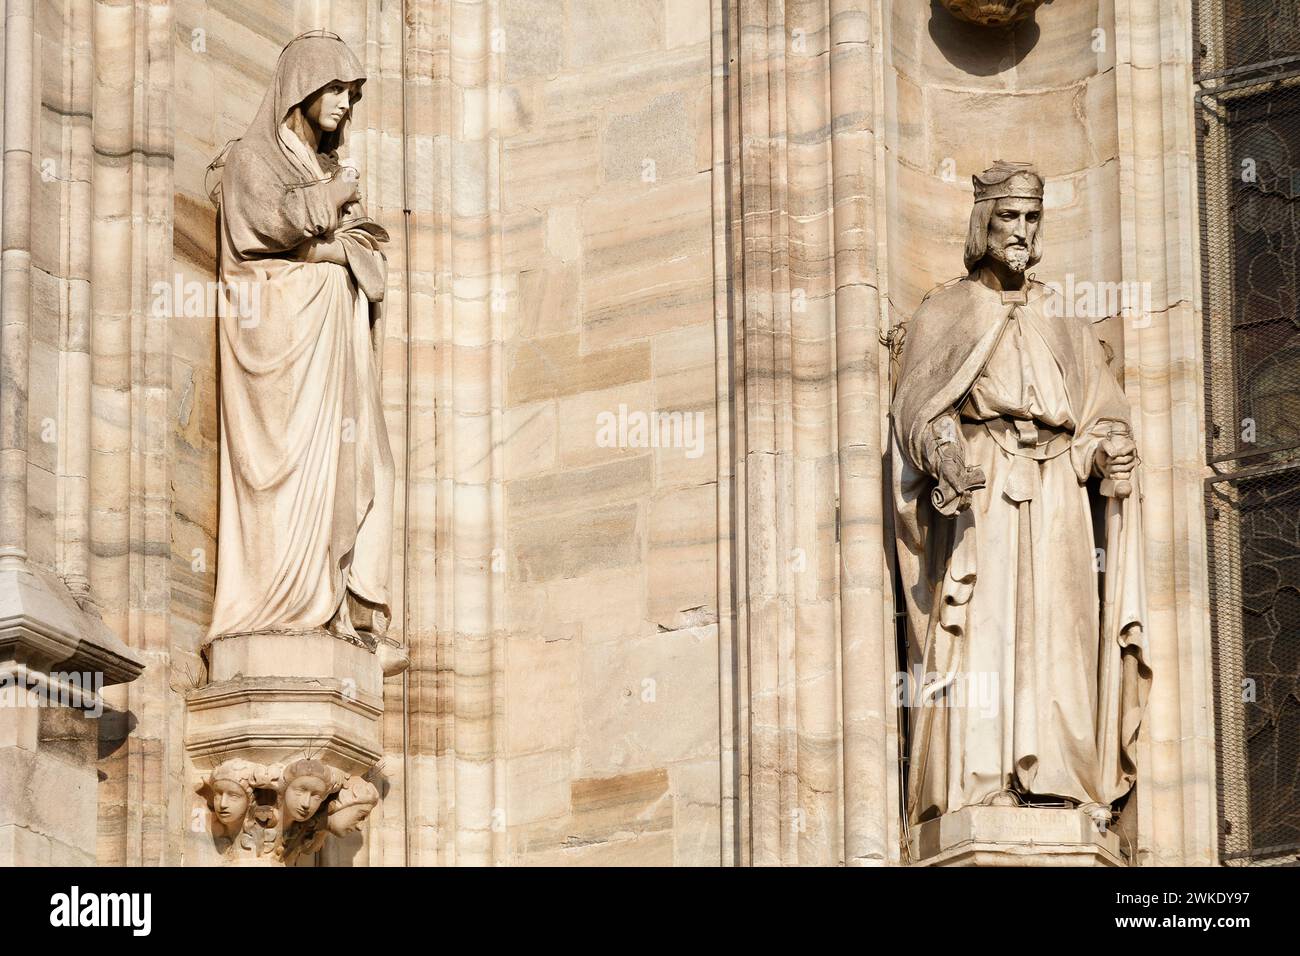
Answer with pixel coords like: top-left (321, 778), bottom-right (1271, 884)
top-left (985, 790), bottom-right (1020, 807)
top-left (325, 599), bottom-right (360, 640)
top-left (1078, 802), bottom-right (1112, 829)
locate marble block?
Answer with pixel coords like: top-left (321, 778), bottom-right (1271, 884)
top-left (909, 806), bottom-right (1128, 867)
top-left (186, 629), bottom-right (384, 777)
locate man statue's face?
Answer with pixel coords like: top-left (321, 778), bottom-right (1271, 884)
top-left (985, 197), bottom-right (1041, 273)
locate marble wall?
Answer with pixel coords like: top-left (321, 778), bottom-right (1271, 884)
top-left (494, 0), bottom-right (721, 866)
top-left (1, 0), bottom-right (1218, 865)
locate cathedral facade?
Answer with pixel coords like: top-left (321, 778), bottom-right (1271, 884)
top-left (0, 0), bottom-right (1293, 868)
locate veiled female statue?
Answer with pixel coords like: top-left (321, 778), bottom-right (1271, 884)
top-left (206, 32), bottom-right (393, 644)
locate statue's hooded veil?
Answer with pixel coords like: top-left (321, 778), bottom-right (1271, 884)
top-left (210, 32), bottom-right (365, 209)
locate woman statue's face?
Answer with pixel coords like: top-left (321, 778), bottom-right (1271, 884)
top-left (327, 802), bottom-right (374, 838)
top-left (211, 780), bottom-right (249, 827)
top-left (306, 82), bottom-right (354, 132)
top-left (284, 774), bottom-right (330, 822)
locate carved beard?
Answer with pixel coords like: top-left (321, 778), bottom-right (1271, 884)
top-left (994, 243), bottom-right (1030, 273)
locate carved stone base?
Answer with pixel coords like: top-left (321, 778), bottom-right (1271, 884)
top-left (186, 629), bottom-right (387, 865)
top-left (939, 0), bottom-right (1045, 28)
top-left (908, 806), bottom-right (1128, 867)
top-left (186, 629), bottom-right (383, 776)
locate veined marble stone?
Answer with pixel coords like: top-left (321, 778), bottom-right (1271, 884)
top-left (0, 0), bottom-right (1222, 868)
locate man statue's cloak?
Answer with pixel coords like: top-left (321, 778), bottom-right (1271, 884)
top-left (891, 276), bottom-right (1151, 823)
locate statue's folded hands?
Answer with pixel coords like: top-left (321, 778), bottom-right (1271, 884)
top-left (295, 234), bottom-right (349, 265)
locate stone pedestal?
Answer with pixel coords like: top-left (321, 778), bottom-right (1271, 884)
top-left (909, 806), bottom-right (1128, 866)
top-left (186, 629), bottom-right (384, 776)
top-left (185, 629), bottom-right (387, 867)
top-left (0, 561), bottom-right (145, 865)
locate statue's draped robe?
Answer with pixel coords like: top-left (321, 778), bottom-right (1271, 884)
top-left (891, 278), bottom-right (1151, 824)
top-left (206, 37), bottom-right (394, 641)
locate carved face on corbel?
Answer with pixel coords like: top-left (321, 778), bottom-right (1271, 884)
top-left (280, 759), bottom-right (342, 823)
top-left (211, 779), bottom-right (251, 830)
top-left (326, 801), bottom-right (373, 837)
top-left (199, 759), bottom-right (268, 839)
top-left (327, 776), bottom-right (381, 837)
top-left (284, 775), bottom-right (330, 822)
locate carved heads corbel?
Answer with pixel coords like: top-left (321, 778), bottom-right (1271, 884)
top-left (195, 758), bottom-right (380, 865)
top-left (939, 0), bottom-right (1045, 28)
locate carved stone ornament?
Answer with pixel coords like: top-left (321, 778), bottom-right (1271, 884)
top-left (195, 757), bottom-right (379, 866)
top-left (939, 0), bottom-right (1045, 28)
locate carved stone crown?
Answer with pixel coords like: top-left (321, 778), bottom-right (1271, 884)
top-left (972, 160), bottom-right (1043, 203)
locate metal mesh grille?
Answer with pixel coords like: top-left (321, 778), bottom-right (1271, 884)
top-left (1204, 84), bottom-right (1300, 464)
top-left (1198, 1), bottom-right (1300, 865)
top-left (1195, 1), bottom-right (1300, 80)
top-left (1206, 472), bottom-right (1300, 862)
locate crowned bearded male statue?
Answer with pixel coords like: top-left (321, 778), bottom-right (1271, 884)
top-left (890, 161), bottom-right (1152, 836)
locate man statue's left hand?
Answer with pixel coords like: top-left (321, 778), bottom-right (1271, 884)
top-left (1095, 435), bottom-right (1137, 482)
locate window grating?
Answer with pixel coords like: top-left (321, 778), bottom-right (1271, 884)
top-left (1195, 1), bottom-right (1300, 82)
top-left (1206, 470), bottom-right (1300, 862)
top-left (1197, 0), bottom-right (1300, 865)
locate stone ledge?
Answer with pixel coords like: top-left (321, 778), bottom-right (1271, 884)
top-left (187, 629), bottom-right (386, 778)
top-left (909, 805), bottom-right (1128, 867)
top-left (0, 562), bottom-right (144, 687)
top-left (186, 678), bottom-right (384, 716)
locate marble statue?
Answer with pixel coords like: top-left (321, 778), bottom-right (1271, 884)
top-left (206, 31), bottom-right (394, 646)
top-left (890, 161), bottom-right (1151, 829)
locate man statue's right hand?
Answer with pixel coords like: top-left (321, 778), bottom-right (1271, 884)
top-left (934, 455), bottom-right (986, 515)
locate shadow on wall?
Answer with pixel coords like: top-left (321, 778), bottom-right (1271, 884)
top-left (98, 707), bottom-right (139, 765)
top-left (927, 0), bottom-right (1051, 74)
